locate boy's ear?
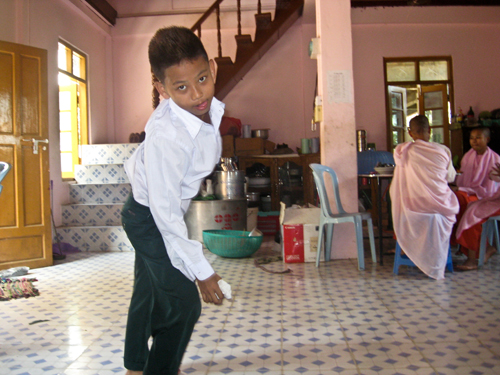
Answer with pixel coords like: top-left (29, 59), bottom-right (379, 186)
top-left (209, 59), bottom-right (216, 82)
top-left (154, 81), bottom-right (170, 99)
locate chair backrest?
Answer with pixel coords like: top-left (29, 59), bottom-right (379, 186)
top-left (0, 162), bottom-right (11, 196)
top-left (309, 163), bottom-right (346, 217)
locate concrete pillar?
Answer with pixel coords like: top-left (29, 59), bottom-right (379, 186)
top-left (315, 0), bottom-right (357, 259)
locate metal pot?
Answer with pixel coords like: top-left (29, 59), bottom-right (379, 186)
top-left (246, 192), bottom-right (260, 208)
top-left (214, 171), bottom-right (245, 200)
top-left (184, 199), bottom-right (247, 242)
top-left (251, 129), bottom-right (270, 139)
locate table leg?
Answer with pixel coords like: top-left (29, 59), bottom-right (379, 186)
top-left (377, 177), bottom-right (384, 265)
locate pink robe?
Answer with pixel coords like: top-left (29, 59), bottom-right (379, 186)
top-left (390, 140), bottom-right (459, 280)
top-left (456, 147), bottom-right (500, 199)
top-left (456, 174), bottom-right (500, 243)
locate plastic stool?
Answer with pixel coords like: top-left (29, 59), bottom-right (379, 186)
top-left (393, 242), bottom-right (453, 275)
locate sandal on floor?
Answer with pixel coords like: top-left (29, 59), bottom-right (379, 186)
top-left (456, 263), bottom-right (478, 271)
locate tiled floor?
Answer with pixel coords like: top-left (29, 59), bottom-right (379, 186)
top-left (1, 239), bottom-right (500, 375)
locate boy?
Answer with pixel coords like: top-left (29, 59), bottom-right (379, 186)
top-left (122, 26), bottom-right (226, 375)
top-left (451, 127), bottom-right (500, 266)
top-left (390, 115), bottom-right (459, 279)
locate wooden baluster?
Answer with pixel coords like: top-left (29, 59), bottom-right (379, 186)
top-left (237, 0), bottom-right (241, 36)
top-left (216, 4), bottom-right (222, 58)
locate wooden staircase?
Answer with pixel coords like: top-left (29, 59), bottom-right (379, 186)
top-left (191, 0), bottom-right (304, 100)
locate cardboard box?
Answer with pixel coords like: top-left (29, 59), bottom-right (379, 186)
top-left (234, 138), bottom-right (275, 156)
top-left (280, 205), bottom-right (321, 263)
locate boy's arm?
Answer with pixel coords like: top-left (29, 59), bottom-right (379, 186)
top-left (145, 132), bottom-right (215, 282)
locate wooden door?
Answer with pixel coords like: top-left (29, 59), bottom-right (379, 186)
top-left (419, 84), bottom-right (449, 146)
top-left (0, 40), bottom-right (52, 270)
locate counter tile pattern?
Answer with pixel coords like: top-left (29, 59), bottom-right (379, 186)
top-left (1, 240), bottom-right (499, 375)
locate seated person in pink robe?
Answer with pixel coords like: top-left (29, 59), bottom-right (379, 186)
top-left (390, 115), bottom-right (459, 280)
top-left (451, 127), bottom-right (500, 256)
top-left (456, 162), bottom-right (500, 270)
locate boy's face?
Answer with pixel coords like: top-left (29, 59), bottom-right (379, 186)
top-left (469, 129), bottom-right (489, 155)
top-left (154, 56), bottom-right (216, 121)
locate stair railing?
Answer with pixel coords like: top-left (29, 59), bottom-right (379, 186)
top-left (151, 0), bottom-right (266, 108)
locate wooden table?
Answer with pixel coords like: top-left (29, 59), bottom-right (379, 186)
top-left (358, 173), bottom-right (393, 265)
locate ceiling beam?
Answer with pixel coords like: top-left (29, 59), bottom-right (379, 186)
top-left (352, 0), bottom-right (500, 7)
top-left (83, 0), bottom-right (117, 25)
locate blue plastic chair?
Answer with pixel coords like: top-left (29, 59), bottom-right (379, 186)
top-left (478, 215), bottom-right (500, 268)
top-left (310, 163), bottom-right (376, 270)
top-left (393, 241), bottom-right (453, 275)
top-left (0, 162), bottom-right (11, 196)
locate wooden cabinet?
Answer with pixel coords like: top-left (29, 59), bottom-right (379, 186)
top-left (239, 153), bottom-right (320, 211)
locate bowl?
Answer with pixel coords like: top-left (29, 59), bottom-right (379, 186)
top-left (374, 166), bottom-right (395, 174)
top-left (203, 230), bottom-right (263, 258)
top-left (251, 129), bottom-right (269, 139)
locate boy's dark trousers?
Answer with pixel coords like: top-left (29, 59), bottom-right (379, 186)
top-left (122, 195), bottom-right (201, 375)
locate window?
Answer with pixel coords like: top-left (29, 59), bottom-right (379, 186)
top-left (58, 40), bottom-right (88, 179)
top-left (384, 57), bottom-right (454, 150)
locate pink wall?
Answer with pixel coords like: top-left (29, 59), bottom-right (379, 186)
top-left (111, 8), bottom-right (317, 150)
top-left (351, 6), bottom-right (500, 151)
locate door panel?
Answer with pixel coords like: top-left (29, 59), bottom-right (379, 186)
top-left (0, 40), bottom-right (52, 270)
top-left (420, 84), bottom-right (449, 145)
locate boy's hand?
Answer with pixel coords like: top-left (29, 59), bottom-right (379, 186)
top-left (197, 273), bottom-right (223, 304)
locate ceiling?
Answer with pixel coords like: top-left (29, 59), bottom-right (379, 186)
top-left (351, 0), bottom-right (500, 6)
top-left (85, 0), bottom-right (500, 26)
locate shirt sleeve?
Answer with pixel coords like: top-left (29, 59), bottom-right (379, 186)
top-left (144, 131), bottom-right (215, 281)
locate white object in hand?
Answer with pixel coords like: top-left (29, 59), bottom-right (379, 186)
top-left (217, 279), bottom-right (232, 300)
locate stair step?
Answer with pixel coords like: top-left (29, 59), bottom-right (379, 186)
top-left (55, 225), bottom-right (133, 252)
top-left (254, 12), bottom-right (273, 41)
top-left (81, 143), bottom-right (139, 166)
top-left (61, 203), bottom-right (124, 226)
top-left (74, 164), bottom-right (129, 184)
top-left (69, 182), bottom-right (131, 204)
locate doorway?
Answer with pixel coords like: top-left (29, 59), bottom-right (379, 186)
top-left (385, 57), bottom-right (454, 150)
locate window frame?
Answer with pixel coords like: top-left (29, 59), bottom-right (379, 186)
top-left (383, 56), bottom-right (454, 150)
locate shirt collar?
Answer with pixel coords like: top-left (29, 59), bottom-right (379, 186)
top-left (168, 97), bottom-right (225, 139)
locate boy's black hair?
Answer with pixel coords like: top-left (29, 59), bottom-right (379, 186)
top-left (409, 114), bottom-right (429, 134)
top-left (470, 126), bottom-right (491, 139)
top-left (149, 26), bottom-right (209, 83)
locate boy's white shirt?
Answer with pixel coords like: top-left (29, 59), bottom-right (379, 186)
top-left (125, 97), bottom-right (224, 281)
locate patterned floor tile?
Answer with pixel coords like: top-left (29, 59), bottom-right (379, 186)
top-left (1, 243), bottom-right (499, 374)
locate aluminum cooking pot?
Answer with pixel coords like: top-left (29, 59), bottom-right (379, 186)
top-left (251, 129), bottom-right (269, 139)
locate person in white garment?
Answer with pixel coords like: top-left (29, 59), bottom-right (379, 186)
top-left (390, 115), bottom-right (459, 280)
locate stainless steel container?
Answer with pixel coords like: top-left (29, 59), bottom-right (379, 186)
top-left (214, 171), bottom-right (245, 200)
top-left (357, 130), bottom-right (367, 152)
top-left (184, 199), bottom-right (247, 242)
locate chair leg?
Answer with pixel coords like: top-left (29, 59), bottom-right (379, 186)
top-left (324, 224), bottom-right (334, 263)
top-left (366, 217), bottom-right (377, 263)
top-left (478, 221), bottom-right (489, 268)
top-left (393, 242), bottom-right (401, 275)
top-left (355, 217), bottom-right (365, 270)
top-left (316, 223), bottom-right (324, 267)
top-left (494, 220), bottom-right (500, 252)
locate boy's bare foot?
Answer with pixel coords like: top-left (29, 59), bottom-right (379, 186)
top-left (125, 371), bottom-right (143, 375)
top-left (456, 257), bottom-right (478, 271)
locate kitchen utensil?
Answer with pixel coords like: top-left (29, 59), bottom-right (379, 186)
top-left (246, 191), bottom-right (260, 208)
top-left (247, 176), bottom-right (271, 187)
top-left (251, 129), bottom-right (269, 139)
top-left (184, 199), bottom-right (247, 242)
top-left (374, 166), bottom-right (395, 174)
top-left (203, 230), bottom-right (263, 258)
top-left (301, 138), bottom-right (310, 154)
top-left (214, 171), bottom-right (245, 199)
